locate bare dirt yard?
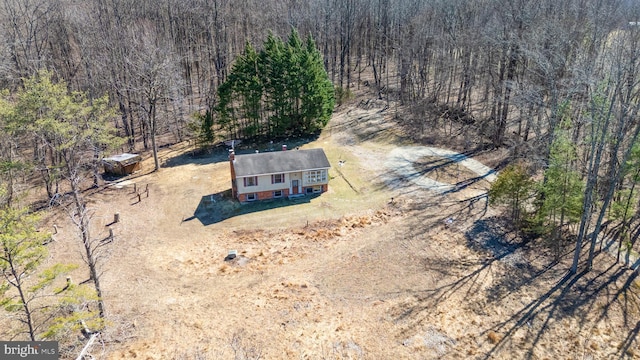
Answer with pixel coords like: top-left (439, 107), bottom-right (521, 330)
top-left (34, 99), bottom-right (640, 359)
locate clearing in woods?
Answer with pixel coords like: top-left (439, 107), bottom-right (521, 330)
top-left (32, 99), bottom-right (640, 359)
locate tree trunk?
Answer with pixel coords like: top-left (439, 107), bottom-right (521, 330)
top-left (66, 159), bottom-right (106, 319)
top-left (571, 88), bottom-right (616, 274)
top-left (150, 102), bottom-right (160, 172)
top-left (586, 113), bottom-right (640, 270)
top-left (8, 257), bottom-right (36, 341)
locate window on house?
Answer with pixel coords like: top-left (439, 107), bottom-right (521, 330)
top-left (273, 190), bottom-right (283, 198)
top-left (246, 193), bottom-right (257, 201)
top-left (305, 170), bottom-right (327, 184)
top-left (272, 173), bottom-right (285, 184)
top-left (244, 176), bottom-right (258, 187)
top-left (306, 187), bottom-right (313, 194)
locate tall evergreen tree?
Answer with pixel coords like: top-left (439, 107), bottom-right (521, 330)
top-left (5, 71), bottom-right (122, 319)
top-left (488, 162), bottom-right (535, 226)
top-left (536, 123), bottom-right (584, 255)
top-left (300, 35), bottom-right (335, 133)
top-left (234, 42), bottom-right (263, 137)
top-left (260, 32), bottom-right (289, 136)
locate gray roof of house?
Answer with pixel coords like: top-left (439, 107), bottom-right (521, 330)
top-left (232, 148), bottom-right (330, 177)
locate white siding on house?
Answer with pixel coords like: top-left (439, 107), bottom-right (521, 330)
top-left (236, 173), bottom-right (290, 194)
top-left (235, 169), bottom-right (329, 195)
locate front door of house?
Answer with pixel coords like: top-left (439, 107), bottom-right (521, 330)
top-left (292, 180), bottom-right (299, 194)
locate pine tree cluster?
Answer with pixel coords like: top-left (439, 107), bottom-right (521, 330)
top-left (215, 29), bottom-right (335, 140)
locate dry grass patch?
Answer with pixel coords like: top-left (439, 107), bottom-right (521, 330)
top-left (487, 331), bottom-right (502, 344)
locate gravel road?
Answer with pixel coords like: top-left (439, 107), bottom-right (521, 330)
top-left (384, 146), bottom-right (497, 193)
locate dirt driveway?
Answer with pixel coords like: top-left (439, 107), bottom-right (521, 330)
top-left (384, 145), bottom-right (496, 194)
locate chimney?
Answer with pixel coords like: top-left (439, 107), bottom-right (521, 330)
top-left (282, 144), bottom-right (287, 151)
top-left (228, 149), bottom-right (235, 161)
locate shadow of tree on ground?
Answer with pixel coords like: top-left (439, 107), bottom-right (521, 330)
top-left (188, 189), bottom-right (315, 226)
top-left (388, 214), bottom-right (640, 359)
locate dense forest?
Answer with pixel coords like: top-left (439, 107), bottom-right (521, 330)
top-left (0, 0), bottom-right (636, 149)
top-left (1, 1), bottom-right (640, 274)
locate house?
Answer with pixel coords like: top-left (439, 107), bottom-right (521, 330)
top-left (229, 146), bottom-right (330, 202)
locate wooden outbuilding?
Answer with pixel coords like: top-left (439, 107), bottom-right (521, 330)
top-left (103, 153), bottom-right (142, 175)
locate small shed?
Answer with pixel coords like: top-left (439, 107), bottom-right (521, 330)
top-left (102, 153), bottom-right (142, 175)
